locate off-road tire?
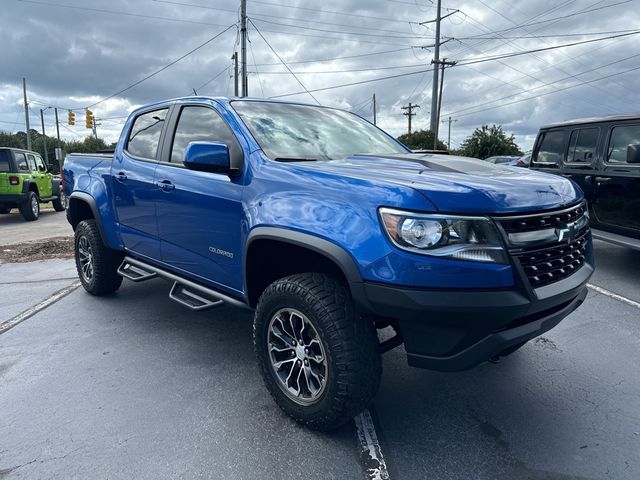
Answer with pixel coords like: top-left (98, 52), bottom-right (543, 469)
top-left (74, 219), bottom-right (124, 295)
top-left (52, 190), bottom-right (67, 212)
top-left (254, 273), bottom-right (381, 431)
top-left (19, 191), bottom-right (39, 221)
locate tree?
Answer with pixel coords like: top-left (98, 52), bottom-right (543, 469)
top-left (458, 124), bottom-right (522, 159)
top-left (397, 129), bottom-right (448, 151)
top-left (0, 130), bottom-right (112, 173)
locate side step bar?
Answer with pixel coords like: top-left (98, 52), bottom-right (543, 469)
top-left (117, 256), bottom-right (250, 311)
top-left (591, 228), bottom-right (640, 251)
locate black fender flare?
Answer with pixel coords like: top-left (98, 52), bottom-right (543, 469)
top-left (245, 226), bottom-right (363, 285)
top-left (68, 192), bottom-right (107, 243)
top-left (51, 177), bottom-right (62, 197)
top-left (244, 227), bottom-right (375, 312)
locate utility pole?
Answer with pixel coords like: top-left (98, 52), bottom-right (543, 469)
top-left (240, 0), bottom-right (248, 97)
top-left (429, 0), bottom-right (441, 136)
top-left (232, 52), bottom-right (239, 96)
top-left (433, 58), bottom-right (457, 148)
top-left (92, 119), bottom-right (98, 141)
top-left (372, 93), bottom-right (377, 125)
top-left (401, 103), bottom-right (419, 135)
top-left (22, 77), bottom-right (32, 151)
top-left (442, 116), bottom-right (458, 150)
top-left (54, 108), bottom-right (61, 145)
top-left (39, 109), bottom-right (49, 163)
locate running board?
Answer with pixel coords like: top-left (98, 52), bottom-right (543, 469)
top-left (117, 256), bottom-right (251, 311)
top-left (117, 262), bottom-right (157, 282)
top-left (591, 228), bottom-right (640, 251)
top-left (169, 282), bottom-right (224, 311)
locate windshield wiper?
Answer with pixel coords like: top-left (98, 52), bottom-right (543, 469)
top-left (273, 157), bottom-right (318, 162)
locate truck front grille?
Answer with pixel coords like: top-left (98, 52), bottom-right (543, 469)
top-left (515, 232), bottom-right (588, 288)
top-left (493, 202), bottom-right (589, 289)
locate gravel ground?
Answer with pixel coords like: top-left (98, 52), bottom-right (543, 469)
top-left (0, 237), bottom-right (74, 263)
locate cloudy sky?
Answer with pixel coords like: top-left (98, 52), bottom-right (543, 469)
top-left (1, 0), bottom-right (639, 150)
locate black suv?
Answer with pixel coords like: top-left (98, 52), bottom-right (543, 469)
top-left (530, 114), bottom-right (640, 249)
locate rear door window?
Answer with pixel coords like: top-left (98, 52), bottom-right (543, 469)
top-left (567, 127), bottom-right (599, 163)
top-left (34, 155), bottom-right (47, 172)
top-left (27, 154), bottom-right (37, 172)
top-left (14, 153), bottom-right (29, 171)
top-left (0, 151), bottom-right (10, 172)
top-left (126, 109), bottom-right (168, 160)
top-left (534, 130), bottom-right (565, 167)
top-left (607, 124), bottom-right (640, 163)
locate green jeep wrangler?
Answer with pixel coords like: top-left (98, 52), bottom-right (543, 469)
top-left (0, 147), bottom-right (67, 221)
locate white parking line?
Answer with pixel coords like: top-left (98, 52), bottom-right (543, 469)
top-left (355, 409), bottom-right (390, 480)
top-left (0, 281), bottom-right (81, 335)
top-left (587, 283), bottom-right (640, 310)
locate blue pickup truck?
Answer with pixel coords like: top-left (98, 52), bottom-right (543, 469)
top-left (64, 97), bottom-right (593, 430)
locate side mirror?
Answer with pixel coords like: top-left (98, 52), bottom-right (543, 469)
top-left (627, 144), bottom-right (640, 164)
top-left (183, 141), bottom-right (231, 173)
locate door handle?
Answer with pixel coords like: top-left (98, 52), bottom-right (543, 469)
top-left (158, 180), bottom-right (175, 192)
top-left (595, 177), bottom-right (612, 183)
top-left (115, 172), bottom-right (127, 182)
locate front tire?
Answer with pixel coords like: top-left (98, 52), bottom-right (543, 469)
top-left (20, 191), bottom-right (39, 221)
top-left (254, 273), bottom-right (381, 431)
top-left (74, 219), bottom-right (124, 295)
top-left (52, 190), bottom-right (67, 212)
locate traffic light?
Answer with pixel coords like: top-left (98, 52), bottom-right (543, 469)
top-left (85, 109), bottom-right (94, 129)
top-left (68, 110), bottom-right (75, 126)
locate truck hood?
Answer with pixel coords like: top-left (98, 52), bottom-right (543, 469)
top-left (296, 154), bottom-right (580, 214)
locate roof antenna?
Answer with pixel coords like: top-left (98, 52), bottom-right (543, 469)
top-left (192, 88), bottom-right (198, 96)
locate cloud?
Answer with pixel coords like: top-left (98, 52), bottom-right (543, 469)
top-left (1, 0), bottom-right (638, 150)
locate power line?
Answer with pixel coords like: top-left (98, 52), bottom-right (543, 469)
top-left (247, 0), bottom-right (417, 25)
top-left (195, 66), bottom-right (231, 93)
top-left (453, 28), bottom-right (640, 40)
top-left (455, 30), bottom-right (640, 66)
top-left (248, 19), bottom-right (320, 105)
top-left (87, 24), bottom-right (237, 109)
top-left (253, 48), bottom-right (413, 67)
top-left (17, 0), bottom-right (232, 28)
top-left (445, 52), bottom-right (640, 118)
top-left (250, 63), bottom-right (426, 74)
top-left (250, 17), bottom-right (424, 40)
top-left (152, 0), bottom-right (418, 37)
top-left (445, 60), bottom-right (640, 119)
top-left (459, 0), bottom-right (632, 40)
top-left (270, 67), bottom-right (435, 99)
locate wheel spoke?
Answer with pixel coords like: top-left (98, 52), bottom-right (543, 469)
top-left (267, 307), bottom-right (328, 404)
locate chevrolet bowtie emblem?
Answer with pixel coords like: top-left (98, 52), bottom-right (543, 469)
top-left (556, 221), bottom-right (577, 244)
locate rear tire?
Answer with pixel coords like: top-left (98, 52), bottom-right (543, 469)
top-left (52, 190), bottom-right (67, 212)
top-left (74, 219), bottom-right (124, 295)
top-left (20, 191), bottom-right (39, 221)
top-left (254, 273), bottom-right (381, 431)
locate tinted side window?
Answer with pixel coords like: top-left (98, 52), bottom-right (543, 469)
top-left (14, 153), bottom-right (29, 171)
top-left (126, 109), bottom-right (168, 159)
top-left (607, 124), bottom-right (640, 163)
top-left (0, 151), bottom-right (10, 172)
top-left (567, 127), bottom-right (598, 163)
top-left (534, 131), bottom-right (564, 167)
top-left (170, 106), bottom-right (237, 163)
top-left (27, 154), bottom-right (37, 171)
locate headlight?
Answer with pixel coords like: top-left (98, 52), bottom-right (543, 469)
top-left (379, 208), bottom-right (508, 263)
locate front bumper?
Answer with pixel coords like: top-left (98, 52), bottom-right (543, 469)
top-left (352, 256), bottom-right (592, 372)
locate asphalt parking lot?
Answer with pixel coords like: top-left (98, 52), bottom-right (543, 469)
top-left (0, 209), bottom-right (72, 246)
top-left (0, 240), bottom-right (639, 479)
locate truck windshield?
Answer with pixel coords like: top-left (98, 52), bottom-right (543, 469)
top-left (232, 101), bottom-right (409, 161)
